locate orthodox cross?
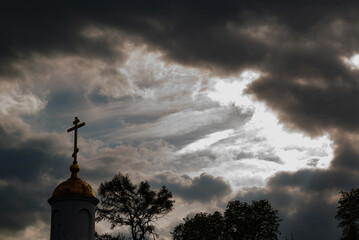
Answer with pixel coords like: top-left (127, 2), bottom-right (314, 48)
top-left (67, 117), bottom-right (85, 164)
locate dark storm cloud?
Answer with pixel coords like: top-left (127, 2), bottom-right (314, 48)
top-left (0, 117), bottom-right (70, 234)
top-left (0, 1), bottom-right (353, 73)
top-left (241, 5), bottom-right (359, 134)
top-left (0, 146), bottom-right (67, 182)
top-left (0, 1), bottom-right (126, 79)
top-left (328, 131), bottom-right (359, 171)
top-left (248, 58), bottom-right (359, 135)
top-left (268, 168), bottom-right (359, 193)
top-left (3, 0), bottom-right (359, 134)
top-left (0, 184), bottom-right (50, 232)
top-left (150, 172), bottom-right (232, 203)
top-left (0, 120), bottom-right (69, 182)
top-left (3, 1), bottom-right (359, 239)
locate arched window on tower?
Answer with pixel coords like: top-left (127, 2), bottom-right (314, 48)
top-left (78, 209), bottom-right (91, 240)
top-left (51, 210), bottom-right (61, 240)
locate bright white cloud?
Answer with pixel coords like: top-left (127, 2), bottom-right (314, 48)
top-left (97, 45), bottom-right (207, 100)
top-left (342, 54), bottom-right (359, 70)
top-left (178, 129), bottom-right (235, 153)
top-left (207, 70), bottom-right (259, 112)
top-left (0, 83), bottom-right (46, 116)
top-left (179, 70), bottom-right (334, 190)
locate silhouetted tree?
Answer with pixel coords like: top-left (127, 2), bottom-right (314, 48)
top-left (336, 189), bottom-right (359, 240)
top-left (95, 232), bottom-right (128, 240)
top-left (172, 199), bottom-right (281, 240)
top-left (224, 200), bottom-right (281, 240)
top-left (96, 172), bottom-right (175, 240)
top-left (172, 211), bottom-right (224, 240)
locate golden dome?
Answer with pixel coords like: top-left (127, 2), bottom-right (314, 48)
top-left (52, 163), bottom-right (96, 198)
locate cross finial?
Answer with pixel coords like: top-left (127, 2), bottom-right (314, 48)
top-left (67, 117), bottom-right (85, 164)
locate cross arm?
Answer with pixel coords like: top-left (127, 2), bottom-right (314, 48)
top-left (67, 122), bottom-right (85, 132)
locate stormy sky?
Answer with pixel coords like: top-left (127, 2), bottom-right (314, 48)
top-left (1, 1), bottom-right (359, 239)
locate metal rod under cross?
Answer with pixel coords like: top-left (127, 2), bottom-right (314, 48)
top-left (67, 117), bottom-right (85, 164)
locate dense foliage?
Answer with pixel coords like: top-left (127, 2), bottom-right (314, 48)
top-left (224, 200), bottom-right (281, 240)
top-left (172, 211), bottom-right (224, 240)
top-left (336, 189), bottom-right (359, 240)
top-left (96, 172), bottom-right (175, 240)
top-left (95, 232), bottom-right (127, 240)
top-left (172, 200), bottom-right (281, 240)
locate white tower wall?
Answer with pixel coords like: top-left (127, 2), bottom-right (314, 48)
top-left (48, 195), bottom-right (99, 240)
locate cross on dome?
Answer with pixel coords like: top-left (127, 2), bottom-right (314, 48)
top-left (50, 117), bottom-right (96, 197)
top-left (67, 117), bottom-right (85, 164)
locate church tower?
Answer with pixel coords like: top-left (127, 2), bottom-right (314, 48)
top-left (48, 117), bottom-right (99, 240)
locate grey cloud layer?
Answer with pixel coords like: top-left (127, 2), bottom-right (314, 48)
top-left (0, 116), bottom-right (70, 238)
top-left (3, 0), bottom-right (359, 134)
top-left (2, 1), bottom-right (359, 239)
top-left (150, 172), bottom-right (232, 203)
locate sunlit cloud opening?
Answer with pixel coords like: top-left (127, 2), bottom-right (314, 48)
top-left (207, 70), bottom-right (260, 113)
top-left (179, 70), bottom-right (334, 190)
top-left (178, 129), bottom-right (235, 153)
top-left (342, 54), bottom-right (359, 70)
